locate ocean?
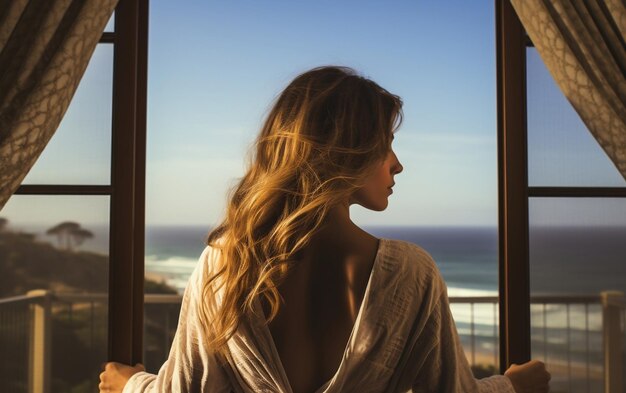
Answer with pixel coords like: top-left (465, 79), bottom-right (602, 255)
top-left (144, 225), bottom-right (501, 295)
top-left (16, 223), bottom-right (624, 297)
top-left (144, 225), bottom-right (626, 297)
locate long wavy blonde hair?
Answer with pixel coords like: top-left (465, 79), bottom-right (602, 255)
top-left (200, 66), bottom-right (403, 353)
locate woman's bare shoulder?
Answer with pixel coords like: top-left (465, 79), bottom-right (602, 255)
top-left (378, 238), bottom-right (446, 294)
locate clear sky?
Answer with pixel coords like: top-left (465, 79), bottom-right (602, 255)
top-left (3, 0), bottom-right (624, 229)
top-left (145, 0), bottom-right (500, 227)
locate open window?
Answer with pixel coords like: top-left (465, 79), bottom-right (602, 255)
top-left (0, 1), bottom-right (148, 390)
top-left (497, 1), bottom-right (626, 390)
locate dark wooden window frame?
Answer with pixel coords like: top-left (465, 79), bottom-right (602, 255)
top-left (496, 0), bottom-right (626, 372)
top-left (496, 0), bottom-right (531, 370)
top-left (109, 0), bottom-right (148, 365)
top-left (15, 0), bottom-right (149, 364)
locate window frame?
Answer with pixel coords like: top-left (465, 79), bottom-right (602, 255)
top-left (496, 0), bottom-right (531, 369)
top-left (13, 0), bottom-right (149, 365)
top-left (496, 0), bottom-right (626, 372)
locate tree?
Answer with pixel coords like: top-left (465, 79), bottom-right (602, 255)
top-left (71, 228), bottom-right (94, 248)
top-left (46, 222), bottom-right (94, 251)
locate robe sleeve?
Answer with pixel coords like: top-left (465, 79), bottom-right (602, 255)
top-left (411, 269), bottom-right (516, 393)
top-left (122, 247), bottom-right (231, 393)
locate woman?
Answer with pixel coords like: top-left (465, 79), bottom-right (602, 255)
top-left (100, 66), bottom-right (550, 392)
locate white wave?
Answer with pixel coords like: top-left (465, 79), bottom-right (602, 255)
top-left (145, 255), bottom-right (198, 266)
top-left (146, 256), bottom-right (197, 273)
top-left (447, 286), bottom-right (497, 297)
top-left (144, 256), bottom-right (199, 293)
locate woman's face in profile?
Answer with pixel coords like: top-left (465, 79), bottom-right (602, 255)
top-left (351, 141), bottom-right (403, 211)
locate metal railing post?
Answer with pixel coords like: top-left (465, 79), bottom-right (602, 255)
top-left (601, 291), bottom-right (624, 393)
top-left (27, 290), bottom-right (51, 393)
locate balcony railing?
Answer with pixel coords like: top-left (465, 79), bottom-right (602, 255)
top-left (449, 293), bottom-right (626, 393)
top-left (0, 291), bottom-right (623, 393)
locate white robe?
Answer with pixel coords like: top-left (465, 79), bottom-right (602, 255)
top-left (124, 239), bottom-right (516, 392)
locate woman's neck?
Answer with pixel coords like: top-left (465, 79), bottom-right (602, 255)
top-left (304, 203), bottom-right (376, 257)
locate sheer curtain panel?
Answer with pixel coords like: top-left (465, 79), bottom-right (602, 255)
top-left (0, 0), bottom-right (118, 208)
top-left (509, 0), bottom-right (626, 180)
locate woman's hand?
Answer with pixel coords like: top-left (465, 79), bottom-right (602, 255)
top-left (99, 362), bottom-right (145, 393)
top-left (504, 360), bottom-right (551, 393)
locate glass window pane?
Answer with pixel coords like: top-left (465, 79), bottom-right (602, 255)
top-left (529, 198), bottom-right (626, 392)
top-left (104, 12), bottom-right (114, 32)
top-left (22, 44), bottom-right (113, 185)
top-left (0, 195), bottom-right (109, 391)
top-left (526, 48), bottom-right (626, 187)
top-left (145, 1), bottom-right (499, 376)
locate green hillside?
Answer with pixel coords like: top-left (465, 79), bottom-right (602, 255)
top-left (0, 227), bottom-right (176, 297)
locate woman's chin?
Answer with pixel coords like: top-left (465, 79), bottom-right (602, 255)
top-left (352, 196), bottom-right (389, 212)
top-left (367, 200), bottom-right (389, 212)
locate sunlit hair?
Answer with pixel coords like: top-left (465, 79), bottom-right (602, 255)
top-left (200, 66), bottom-right (403, 354)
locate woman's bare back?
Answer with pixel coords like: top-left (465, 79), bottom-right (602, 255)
top-left (262, 229), bottom-right (379, 393)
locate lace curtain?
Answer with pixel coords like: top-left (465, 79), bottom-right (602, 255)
top-left (0, 0), bottom-right (118, 209)
top-left (509, 0), bottom-right (626, 180)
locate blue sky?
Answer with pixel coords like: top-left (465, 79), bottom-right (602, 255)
top-left (3, 0), bottom-right (624, 228)
top-left (144, 0), bottom-right (499, 227)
